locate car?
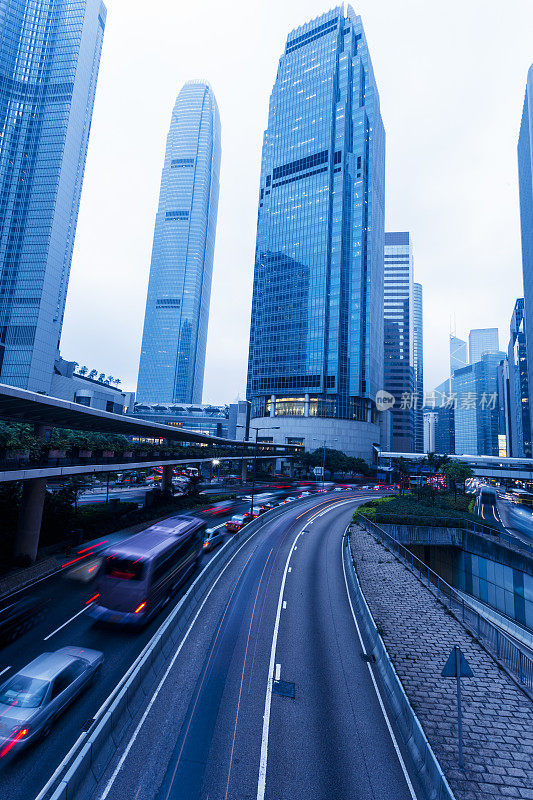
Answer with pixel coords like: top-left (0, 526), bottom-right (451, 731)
top-left (333, 487), bottom-right (344, 492)
top-left (0, 646), bottom-right (103, 758)
top-left (202, 526), bottom-right (225, 552)
top-left (225, 514), bottom-right (246, 532)
top-left (261, 502), bottom-right (275, 512)
top-left (0, 595), bottom-right (50, 645)
top-left (298, 491), bottom-right (311, 498)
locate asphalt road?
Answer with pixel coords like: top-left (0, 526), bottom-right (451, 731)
top-left (86, 493), bottom-right (419, 800)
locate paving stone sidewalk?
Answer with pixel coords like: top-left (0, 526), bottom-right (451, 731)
top-left (349, 523), bottom-right (533, 800)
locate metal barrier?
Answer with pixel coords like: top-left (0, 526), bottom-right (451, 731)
top-left (342, 533), bottom-right (456, 800)
top-left (375, 513), bottom-right (533, 558)
top-left (358, 515), bottom-right (533, 691)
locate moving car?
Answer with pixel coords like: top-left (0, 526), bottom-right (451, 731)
top-left (298, 491), bottom-right (311, 498)
top-left (225, 514), bottom-right (247, 532)
top-left (0, 646), bottom-right (103, 758)
top-left (202, 527), bottom-right (225, 552)
top-left (0, 594), bottom-right (50, 645)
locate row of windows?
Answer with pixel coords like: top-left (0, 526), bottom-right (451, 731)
top-left (165, 210), bottom-right (189, 221)
top-left (155, 298), bottom-right (181, 308)
top-left (171, 158), bottom-right (194, 168)
top-left (285, 18), bottom-right (339, 54)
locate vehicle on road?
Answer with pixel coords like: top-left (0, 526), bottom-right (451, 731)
top-left (298, 491), bottom-right (311, 498)
top-left (89, 515), bottom-right (204, 626)
top-left (0, 595), bottom-right (50, 645)
top-left (202, 527), bottom-right (225, 552)
top-left (0, 646), bottom-right (103, 759)
top-left (225, 514), bottom-right (247, 532)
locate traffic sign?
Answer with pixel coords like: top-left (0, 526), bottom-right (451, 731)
top-left (441, 646), bottom-right (473, 678)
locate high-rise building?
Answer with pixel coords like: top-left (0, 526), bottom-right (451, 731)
top-left (450, 335), bottom-right (467, 375)
top-left (245, 7), bottom-right (385, 459)
top-left (383, 232), bottom-right (414, 452)
top-left (507, 299), bottom-right (531, 457)
top-left (0, 0), bottom-right (106, 392)
top-left (434, 378), bottom-right (455, 455)
top-left (518, 65), bottom-right (533, 441)
top-left (137, 81), bottom-right (221, 404)
top-left (468, 328), bottom-right (499, 364)
top-left (453, 352), bottom-right (505, 455)
top-left (413, 281), bottom-right (424, 452)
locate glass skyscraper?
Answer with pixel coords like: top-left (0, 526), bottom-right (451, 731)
top-left (413, 281), bottom-right (423, 452)
top-left (245, 6), bottom-right (385, 459)
top-left (468, 328), bottom-right (499, 364)
top-left (507, 298), bottom-right (531, 457)
top-left (383, 232), bottom-right (414, 452)
top-left (453, 352), bottom-right (505, 456)
top-left (0, 0), bottom-right (106, 393)
top-left (518, 64), bottom-right (533, 441)
top-left (137, 81), bottom-right (221, 404)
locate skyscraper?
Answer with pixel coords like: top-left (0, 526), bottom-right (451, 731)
top-left (383, 232), bottom-right (414, 452)
top-left (453, 352), bottom-right (505, 456)
top-left (450, 335), bottom-right (467, 375)
top-left (0, 0), bottom-right (106, 392)
top-left (468, 328), bottom-right (499, 364)
top-left (137, 81), bottom-right (221, 404)
top-left (246, 6), bottom-right (385, 459)
top-left (507, 298), bottom-right (531, 457)
top-left (413, 281), bottom-right (424, 452)
top-left (518, 65), bottom-right (533, 440)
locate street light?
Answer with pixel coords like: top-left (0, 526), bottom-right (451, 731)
top-left (237, 424), bottom-right (280, 517)
top-left (312, 437), bottom-right (338, 490)
top-left (212, 458), bottom-right (220, 481)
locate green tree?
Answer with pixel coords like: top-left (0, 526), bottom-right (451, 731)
top-left (440, 460), bottom-right (474, 503)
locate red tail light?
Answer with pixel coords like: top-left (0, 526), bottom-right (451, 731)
top-left (0, 728), bottom-right (28, 758)
top-left (86, 593), bottom-right (99, 605)
top-left (134, 601), bottom-right (146, 614)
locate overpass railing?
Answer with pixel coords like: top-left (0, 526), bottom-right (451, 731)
top-left (358, 514), bottom-right (533, 692)
top-left (375, 512), bottom-right (533, 559)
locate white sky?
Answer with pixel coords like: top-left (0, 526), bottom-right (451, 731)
top-left (60, 0), bottom-right (533, 402)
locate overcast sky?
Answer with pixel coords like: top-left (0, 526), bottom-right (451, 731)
top-left (60, 0), bottom-right (533, 403)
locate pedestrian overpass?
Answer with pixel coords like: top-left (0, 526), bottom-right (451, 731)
top-left (378, 451), bottom-right (533, 482)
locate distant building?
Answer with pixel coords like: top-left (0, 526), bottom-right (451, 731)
top-left (133, 402), bottom-right (230, 438)
top-left (507, 299), bottom-right (531, 457)
top-left (245, 7), bottom-right (386, 460)
top-left (413, 282), bottom-right (424, 452)
top-left (383, 232), bottom-right (415, 453)
top-left (52, 357), bottom-right (134, 414)
top-left (423, 410), bottom-right (437, 453)
top-left (0, 0), bottom-right (106, 393)
top-left (137, 81), bottom-right (221, 404)
top-left (518, 65), bottom-right (533, 447)
top-left (468, 328), bottom-right (499, 364)
top-left (434, 378), bottom-right (455, 455)
top-left (450, 335), bottom-right (468, 374)
top-left (453, 352), bottom-right (505, 456)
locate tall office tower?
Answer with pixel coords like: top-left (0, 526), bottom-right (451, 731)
top-left (453, 351), bottom-right (505, 455)
top-left (434, 378), bottom-right (455, 455)
top-left (450, 335), bottom-right (467, 375)
top-left (413, 282), bottom-right (423, 452)
top-left (468, 328), bottom-right (499, 364)
top-left (383, 232), bottom-right (414, 452)
top-left (246, 7), bottom-right (385, 459)
top-left (507, 299), bottom-right (531, 457)
top-left (0, 0), bottom-right (106, 393)
top-left (137, 81), bottom-right (221, 404)
top-left (518, 65), bottom-right (533, 441)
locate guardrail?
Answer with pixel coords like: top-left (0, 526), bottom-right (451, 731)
top-left (358, 515), bottom-right (533, 692)
top-left (375, 513), bottom-right (533, 558)
top-left (40, 501), bottom-right (301, 800)
top-left (342, 532), bottom-right (456, 800)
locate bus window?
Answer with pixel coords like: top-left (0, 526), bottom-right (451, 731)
top-left (105, 556), bottom-right (145, 581)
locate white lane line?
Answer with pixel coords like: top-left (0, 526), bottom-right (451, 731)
top-left (288, 567), bottom-right (292, 573)
top-left (0, 666), bottom-right (11, 678)
top-left (294, 546), bottom-right (297, 550)
top-left (282, 601), bottom-right (287, 610)
top-left (43, 605), bottom-right (90, 641)
top-left (275, 664), bottom-right (281, 681)
top-left (341, 533), bottom-right (418, 800)
top-left (97, 524), bottom-right (264, 800)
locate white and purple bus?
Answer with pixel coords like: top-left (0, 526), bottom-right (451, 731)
top-left (89, 516), bottom-right (205, 626)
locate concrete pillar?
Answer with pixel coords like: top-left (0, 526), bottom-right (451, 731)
top-left (304, 393), bottom-right (310, 417)
top-left (162, 464), bottom-right (173, 494)
top-left (270, 394), bottom-right (275, 418)
top-left (241, 459), bottom-right (248, 482)
top-left (15, 477), bottom-right (48, 562)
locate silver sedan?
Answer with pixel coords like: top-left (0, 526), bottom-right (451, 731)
top-left (0, 645), bottom-right (103, 759)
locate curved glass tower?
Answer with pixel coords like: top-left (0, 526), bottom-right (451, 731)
top-left (137, 81), bottom-right (221, 404)
top-left (245, 5), bottom-right (385, 459)
top-left (0, 0), bottom-right (106, 392)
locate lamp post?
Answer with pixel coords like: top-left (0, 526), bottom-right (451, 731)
top-left (312, 437), bottom-right (338, 490)
top-left (212, 458), bottom-right (220, 481)
top-left (238, 424), bottom-right (280, 517)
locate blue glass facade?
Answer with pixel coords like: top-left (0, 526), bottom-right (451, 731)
top-left (137, 81), bottom-right (221, 404)
top-left (453, 352), bottom-right (505, 456)
top-left (518, 65), bottom-right (533, 443)
top-left (0, 0), bottom-right (106, 392)
top-left (507, 298), bottom-right (531, 457)
top-left (413, 281), bottom-right (423, 452)
top-left (246, 6), bottom-right (385, 440)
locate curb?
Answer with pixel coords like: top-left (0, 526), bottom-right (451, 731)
top-left (342, 531), bottom-right (456, 800)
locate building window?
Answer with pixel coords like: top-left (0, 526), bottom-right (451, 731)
top-left (166, 210), bottom-right (189, 221)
